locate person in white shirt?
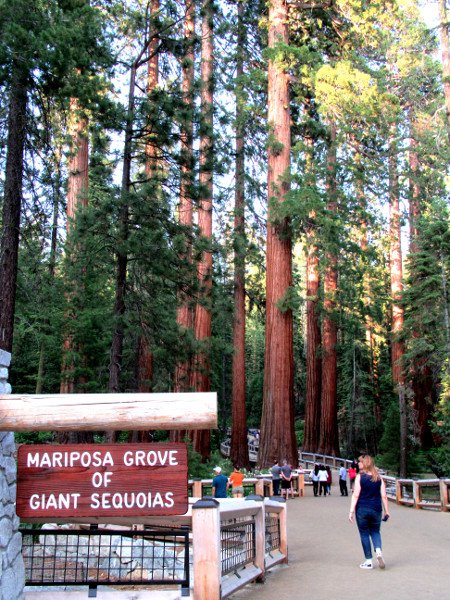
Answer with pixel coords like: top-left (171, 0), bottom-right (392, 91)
top-left (318, 465), bottom-right (328, 496)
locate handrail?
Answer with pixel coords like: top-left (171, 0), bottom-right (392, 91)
top-left (299, 452), bottom-right (449, 512)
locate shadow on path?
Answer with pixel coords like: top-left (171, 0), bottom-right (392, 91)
top-left (233, 483), bottom-right (450, 600)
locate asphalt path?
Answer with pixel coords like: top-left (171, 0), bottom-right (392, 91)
top-left (233, 479), bottom-right (450, 600)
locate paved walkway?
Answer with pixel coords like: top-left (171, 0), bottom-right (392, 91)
top-left (233, 482), bottom-right (450, 600)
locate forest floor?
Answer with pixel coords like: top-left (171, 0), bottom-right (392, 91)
top-left (233, 479), bottom-right (450, 600)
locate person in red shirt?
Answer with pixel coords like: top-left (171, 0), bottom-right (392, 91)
top-left (228, 466), bottom-right (245, 498)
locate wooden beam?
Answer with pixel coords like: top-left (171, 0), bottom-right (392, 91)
top-left (0, 392), bottom-right (217, 432)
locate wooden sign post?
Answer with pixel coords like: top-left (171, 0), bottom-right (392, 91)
top-left (0, 391), bottom-right (217, 521)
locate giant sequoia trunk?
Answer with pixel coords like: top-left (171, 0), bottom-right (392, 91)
top-left (439, 0), bottom-right (450, 145)
top-left (389, 132), bottom-right (407, 476)
top-left (189, 0), bottom-right (214, 458)
top-left (60, 98), bottom-right (89, 396)
top-left (258, 0), bottom-right (298, 468)
top-left (230, 0), bottom-right (250, 470)
top-left (0, 64), bottom-right (27, 353)
top-left (173, 0), bottom-right (195, 395)
top-left (408, 123), bottom-right (434, 449)
top-left (318, 122), bottom-right (339, 457)
top-left (303, 130), bottom-right (321, 453)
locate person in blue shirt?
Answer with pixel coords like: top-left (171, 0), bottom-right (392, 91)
top-left (212, 466), bottom-right (228, 498)
top-left (349, 455), bottom-right (390, 569)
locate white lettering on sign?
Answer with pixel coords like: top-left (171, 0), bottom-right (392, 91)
top-left (123, 449), bottom-right (179, 467)
top-left (27, 451), bottom-right (114, 469)
top-left (90, 491), bottom-right (174, 509)
top-left (29, 493), bottom-right (81, 510)
top-left (17, 443), bottom-right (187, 517)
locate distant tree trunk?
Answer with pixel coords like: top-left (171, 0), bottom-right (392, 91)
top-left (171, 0), bottom-right (196, 445)
top-left (318, 122), bottom-right (339, 457)
top-left (108, 62), bottom-right (136, 419)
top-left (36, 143), bottom-right (63, 394)
top-left (0, 64), bottom-right (27, 353)
top-left (353, 138), bottom-right (382, 433)
top-left (60, 98), bottom-right (89, 396)
top-left (230, 0), bottom-right (250, 470)
top-left (303, 127), bottom-right (321, 453)
top-left (189, 0), bottom-right (214, 458)
top-left (258, 0), bottom-right (298, 469)
top-left (389, 130), bottom-right (407, 477)
top-left (136, 0), bottom-right (160, 395)
top-left (439, 0), bottom-right (450, 144)
top-left (408, 122), bottom-right (434, 449)
top-left (173, 0), bottom-right (195, 395)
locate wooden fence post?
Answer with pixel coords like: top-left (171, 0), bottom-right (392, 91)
top-left (192, 479), bottom-right (203, 498)
top-left (413, 480), bottom-right (420, 509)
top-left (395, 479), bottom-right (402, 504)
top-left (440, 479), bottom-right (449, 512)
top-left (255, 479), bottom-right (265, 496)
top-left (192, 498), bottom-right (221, 600)
top-left (279, 498), bottom-right (288, 562)
top-left (246, 495), bottom-right (265, 581)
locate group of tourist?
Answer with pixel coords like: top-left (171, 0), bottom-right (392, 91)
top-left (211, 465), bottom-right (245, 499)
top-left (211, 451), bottom-right (390, 571)
top-left (270, 459), bottom-right (295, 499)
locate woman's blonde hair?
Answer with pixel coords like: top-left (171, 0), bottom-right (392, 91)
top-left (359, 455), bottom-right (380, 482)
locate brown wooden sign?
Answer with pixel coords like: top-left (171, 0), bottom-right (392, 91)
top-left (16, 443), bottom-right (188, 519)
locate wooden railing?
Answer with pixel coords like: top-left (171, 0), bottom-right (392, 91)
top-left (299, 452), bottom-right (450, 512)
top-left (188, 473), bottom-right (306, 498)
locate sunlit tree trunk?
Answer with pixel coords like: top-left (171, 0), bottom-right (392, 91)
top-left (189, 0), bottom-right (214, 458)
top-left (439, 0), bottom-right (450, 144)
top-left (0, 64), bottom-right (27, 353)
top-left (259, 0), bottom-right (298, 468)
top-left (303, 127), bottom-right (321, 453)
top-left (230, 0), bottom-right (250, 470)
top-left (170, 0), bottom-right (196, 445)
top-left (389, 130), bottom-right (407, 476)
top-left (408, 122), bottom-right (434, 449)
top-left (174, 0), bottom-right (195, 395)
top-left (60, 98), bottom-right (89, 396)
top-left (318, 122), bottom-right (339, 457)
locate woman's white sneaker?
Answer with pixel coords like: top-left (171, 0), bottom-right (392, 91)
top-left (376, 548), bottom-right (385, 569)
top-left (360, 560), bottom-right (373, 569)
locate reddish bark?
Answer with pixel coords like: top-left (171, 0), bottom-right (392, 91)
top-left (318, 122), bottom-right (339, 457)
top-left (302, 108), bottom-right (321, 453)
top-left (188, 0), bottom-right (214, 458)
top-left (408, 122), bottom-right (434, 449)
top-left (258, 0), bottom-right (298, 468)
top-left (439, 0), bottom-right (450, 145)
top-left (60, 98), bottom-right (89, 395)
top-left (173, 0), bottom-right (195, 397)
top-left (303, 239), bottom-right (322, 452)
top-left (230, 0), bottom-right (250, 470)
top-left (389, 131), bottom-right (407, 476)
top-left (389, 134), bottom-right (405, 387)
